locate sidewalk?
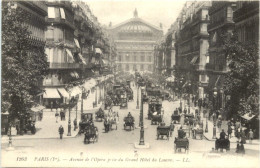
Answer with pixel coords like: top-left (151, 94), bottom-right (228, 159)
top-left (1, 101), bottom-right (103, 142)
top-left (187, 105), bottom-right (260, 145)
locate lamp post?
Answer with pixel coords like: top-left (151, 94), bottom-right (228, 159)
top-left (6, 116), bottom-right (14, 151)
top-left (179, 77), bottom-right (184, 110)
top-left (67, 92), bottom-right (71, 136)
top-left (139, 85), bottom-right (145, 145)
top-left (212, 86), bottom-right (217, 139)
top-left (136, 81), bottom-right (139, 109)
top-left (188, 82), bottom-right (191, 114)
top-left (98, 82), bottom-right (102, 104)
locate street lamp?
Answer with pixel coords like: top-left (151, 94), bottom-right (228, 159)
top-left (212, 86), bottom-right (217, 139)
top-left (179, 77), bottom-right (184, 111)
top-left (139, 85), bottom-right (145, 145)
top-left (136, 79), bottom-right (139, 109)
top-left (67, 92), bottom-right (71, 136)
top-left (188, 82), bottom-right (191, 114)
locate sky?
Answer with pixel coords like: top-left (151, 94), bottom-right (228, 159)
top-left (84, 0), bottom-right (186, 34)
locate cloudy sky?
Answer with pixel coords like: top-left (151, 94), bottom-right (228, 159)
top-left (84, 0), bottom-right (186, 34)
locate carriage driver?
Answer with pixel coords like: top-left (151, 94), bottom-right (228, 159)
top-left (127, 112), bottom-right (133, 118)
top-left (178, 126), bottom-right (186, 139)
top-left (220, 129), bottom-right (227, 140)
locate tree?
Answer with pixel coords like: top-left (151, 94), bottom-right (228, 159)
top-left (222, 32), bottom-right (259, 118)
top-left (1, 3), bottom-right (48, 126)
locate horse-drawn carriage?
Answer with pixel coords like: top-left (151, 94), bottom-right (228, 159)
top-left (79, 113), bottom-right (93, 134)
top-left (174, 138), bottom-right (189, 153)
top-left (120, 97), bottom-right (128, 109)
top-left (84, 125), bottom-right (98, 144)
top-left (124, 115), bottom-right (135, 131)
top-left (157, 126), bottom-right (170, 140)
top-left (193, 128), bottom-right (203, 139)
top-left (151, 113), bottom-right (163, 125)
top-left (215, 138), bottom-right (230, 151)
top-left (171, 110), bottom-right (180, 124)
top-left (95, 107), bottom-right (105, 121)
top-left (104, 111), bottom-right (119, 132)
top-left (182, 125), bottom-right (191, 138)
top-left (148, 99), bottom-right (162, 120)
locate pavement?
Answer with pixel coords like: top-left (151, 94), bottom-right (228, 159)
top-left (1, 82), bottom-right (259, 167)
top-left (1, 86), bottom-right (104, 141)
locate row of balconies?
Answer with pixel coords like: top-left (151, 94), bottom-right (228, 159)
top-left (233, 1), bottom-right (259, 22)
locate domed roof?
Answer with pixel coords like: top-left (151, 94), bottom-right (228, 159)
top-left (119, 21), bottom-right (152, 33)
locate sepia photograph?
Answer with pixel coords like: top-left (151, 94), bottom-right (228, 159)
top-left (1, 0), bottom-right (259, 167)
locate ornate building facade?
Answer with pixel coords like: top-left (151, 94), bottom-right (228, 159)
top-left (175, 1), bottom-right (211, 99)
top-left (107, 9), bottom-right (163, 72)
top-left (207, 1), bottom-right (236, 112)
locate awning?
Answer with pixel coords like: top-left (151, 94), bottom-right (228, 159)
top-left (70, 86), bottom-right (82, 97)
top-left (30, 105), bottom-right (45, 112)
top-left (190, 56), bottom-right (199, 64)
top-left (74, 38), bottom-right (80, 48)
top-left (65, 49), bottom-right (75, 62)
top-left (78, 53), bottom-right (86, 64)
top-left (57, 88), bottom-right (69, 98)
top-left (43, 88), bottom-right (61, 99)
top-left (240, 113), bottom-right (256, 121)
top-left (95, 48), bottom-right (102, 54)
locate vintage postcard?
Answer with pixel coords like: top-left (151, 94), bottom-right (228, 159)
top-left (1, 0), bottom-right (259, 167)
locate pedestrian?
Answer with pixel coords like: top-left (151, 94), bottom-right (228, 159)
top-left (74, 118), bottom-right (77, 131)
top-left (241, 128), bottom-right (246, 144)
top-left (192, 95), bottom-right (195, 103)
top-left (51, 101), bottom-right (53, 112)
top-left (228, 124), bottom-right (232, 139)
top-left (248, 129), bottom-right (254, 144)
top-left (55, 110), bottom-right (59, 123)
top-left (216, 110), bottom-right (220, 119)
top-left (58, 125), bottom-right (64, 139)
top-left (184, 108), bottom-right (187, 114)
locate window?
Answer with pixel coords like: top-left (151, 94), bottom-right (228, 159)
top-left (48, 7), bottom-right (55, 18)
top-left (133, 64), bottom-right (136, 70)
top-left (134, 55), bottom-right (137, 62)
top-left (148, 65), bottom-right (152, 71)
top-left (55, 8), bottom-right (60, 18)
top-left (141, 56), bottom-right (145, 62)
top-left (46, 27), bottom-right (54, 40)
top-left (227, 7), bottom-right (233, 20)
top-left (126, 54), bottom-right (129, 61)
top-left (141, 64), bottom-right (144, 70)
top-left (60, 8), bottom-right (66, 19)
top-left (148, 56), bottom-right (152, 62)
top-left (54, 28), bottom-right (64, 41)
top-left (126, 65), bottom-right (129, 71)
top-left (206, 56), bottom-right (209, 63)
top-left (45, 48), bottom-right (53, 62)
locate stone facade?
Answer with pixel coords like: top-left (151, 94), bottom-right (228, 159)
top-left (107, 9), bottom-right (163, 72)
top-left (175, 1), bottom-right (211, 98)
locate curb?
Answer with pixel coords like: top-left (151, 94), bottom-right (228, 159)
top-left (1, 133), bottom-right (79, 141)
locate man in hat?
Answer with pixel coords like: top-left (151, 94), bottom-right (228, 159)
top-left (58, 125), bottom-right (64, 139)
